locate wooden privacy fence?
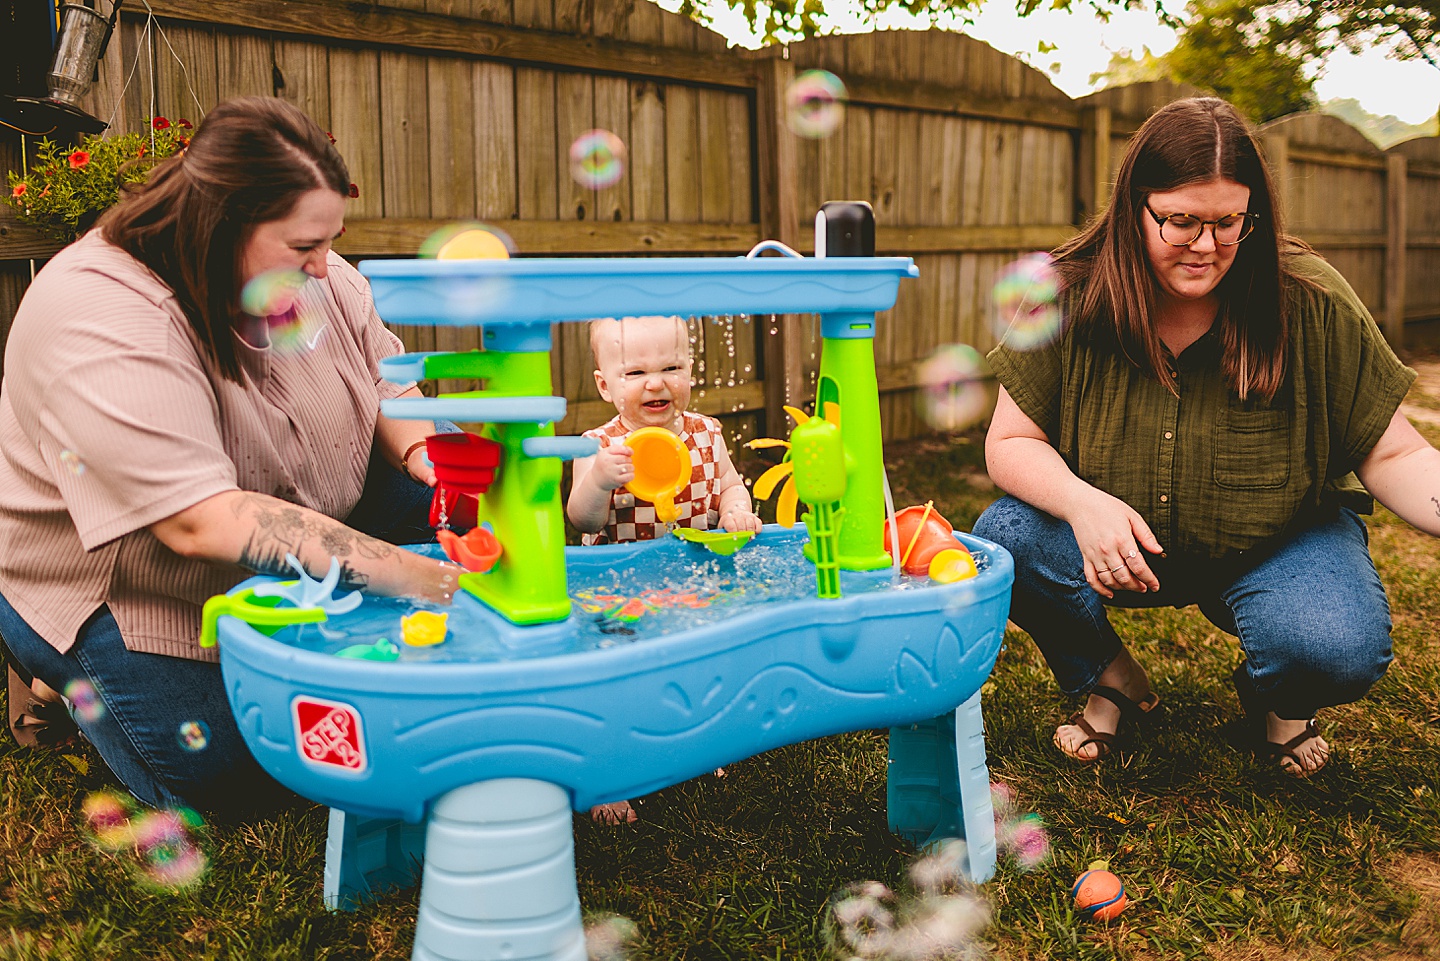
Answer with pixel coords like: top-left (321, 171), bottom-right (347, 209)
top-left (1, 3), bottom-right (1436, 448)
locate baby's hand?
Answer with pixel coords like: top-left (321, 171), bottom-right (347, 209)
top-left (589, 443), bottom-right (634, 491)
top-left (721, 509), bottom-right (763, 533)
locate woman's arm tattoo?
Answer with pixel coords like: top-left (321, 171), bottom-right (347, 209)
top-left (231, 492), bottom-right (398, 590)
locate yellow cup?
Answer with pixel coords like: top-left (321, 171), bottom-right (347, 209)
top-left (624, 427), bottom-right (690, 524)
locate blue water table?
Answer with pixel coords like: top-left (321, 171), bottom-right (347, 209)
top-left (202, 204), bottom-right (1013, 961)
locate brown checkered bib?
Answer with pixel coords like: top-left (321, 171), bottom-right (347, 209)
top-left (581, 412), bottom-right (725, 545)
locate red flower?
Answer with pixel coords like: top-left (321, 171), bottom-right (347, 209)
top-left (11, 183), bottom-right (26, 198)
top-left (68, 151), bottom-right (90, 169)
top-left (347, 183), bottom-right (359, 199)
top-left (136, 145), bottom-right (147, 158)
top-left (152, 116), bottom-right (170, 130)
top-left (325, 131), bottom-right (337, 145)
top-left (176, 135), bottom-right (189, 148)
top-left (177, 119), bottom-right (193, 129)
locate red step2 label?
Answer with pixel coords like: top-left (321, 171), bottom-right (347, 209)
top-left (292, 697), bottom-right (367, 774)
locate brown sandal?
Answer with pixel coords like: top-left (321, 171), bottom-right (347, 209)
top-left (6, 663), bottom-right (78, 749)
top-left (1055, 685), bottom-right (1161, 763)
top-left (1262, 719), bottom-right (1328, 777)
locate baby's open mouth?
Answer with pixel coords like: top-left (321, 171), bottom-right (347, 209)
top-left (643, 400), bottom-right (670, 411)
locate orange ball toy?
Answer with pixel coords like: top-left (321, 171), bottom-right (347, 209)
top-left (1071, 866), bottom-right (1128, 921)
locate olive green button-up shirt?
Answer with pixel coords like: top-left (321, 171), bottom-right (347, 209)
top-left (988, 253), bottom-right (1416, 563)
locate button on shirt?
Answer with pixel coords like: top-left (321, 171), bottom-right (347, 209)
top-left (987, 253), bottom-right (1415, 563)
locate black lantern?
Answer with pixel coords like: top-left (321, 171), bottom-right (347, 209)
top-left (4, 1), bottom-right (123, 135)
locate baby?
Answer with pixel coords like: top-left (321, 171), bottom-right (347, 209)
top-left (568, 315), bottom-right (762, 545)
top-left (567, 315), bottom-right (761, 825)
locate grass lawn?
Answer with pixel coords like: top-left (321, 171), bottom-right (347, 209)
top-left (3, 360), bottom-right (1440, 960)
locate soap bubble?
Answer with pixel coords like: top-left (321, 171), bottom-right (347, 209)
top-left (63, 678), bottom-right (105, 723)
top-left (785, 69), bottom-right (846, 139)
top-left (827, 851), bottom-right (991, 961)
top-left (58, 449), bottom-right (86, 476)
top-left (240, 268), bottom-right (327, 357)
top-left (176, 719), bottom-right (210, 752)
top-left (990, 252), bottom-right (1063, 350)
top-left (419, 222), bottom-right (516, 260)
top-left (569, 129), bottom-right (626, 189)
top-left (584, 913), bottom-right (640, 960)
top-left (240, 268), bottom-right (308, 319)
top-left (916, 344), bottom-right (994, 431)
top-left (82, 789), bottom-right (135, 847)
top-left (132, 809), bottom-right (208, 891)
top-left (992, 781), bottom-right (1051, 873)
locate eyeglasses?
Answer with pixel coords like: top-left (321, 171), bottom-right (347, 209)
top-left (1144, 203), bottom-right (1258, 247)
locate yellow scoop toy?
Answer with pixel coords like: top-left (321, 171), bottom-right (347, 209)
top-left (623, 427), bottom-right (690, 524)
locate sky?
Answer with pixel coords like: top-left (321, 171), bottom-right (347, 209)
top-left (657, 1), bottom-right (1440, 125)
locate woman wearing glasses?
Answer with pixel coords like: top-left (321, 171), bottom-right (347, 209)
top-left (973, 97), bottom-right (1438, 776)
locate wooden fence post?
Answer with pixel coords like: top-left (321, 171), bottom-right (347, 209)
top-left (1090, 104), bottom-right (1112, 217)
top-left (1264, 131), bottom-right (1290, 213)
top-left (756, 54), bottom-right (805, 434)
top-left (1385, 152), bottom-right (1407, 347)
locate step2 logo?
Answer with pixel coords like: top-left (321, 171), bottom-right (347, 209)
top-left (292, 696), bottom-right (367, 774)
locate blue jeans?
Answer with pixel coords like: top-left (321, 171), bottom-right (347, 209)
top-left (971, 496), bottom-right (1393, 720)
top-left (1, 443), bottom-right (438, 819)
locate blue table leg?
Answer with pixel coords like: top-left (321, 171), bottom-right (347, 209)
top-left (886, 689), bottom-right (996, 883)
top-left (411, 779), bottom-right (587, 961)
top-left (324, 809), bottom-right (427, 911)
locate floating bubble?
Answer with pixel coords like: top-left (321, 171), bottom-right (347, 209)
top-left (58, 449), bottom-right (86, 476)
top-left (916, 344), bottom-right (994, 431)
top-left (991, 252), bottom-right (1063, 350)
top-left (569, 129), bottom-right (627, 189)
top-left (82, 791), bottom-right (133, 834)
top-left (141, 840), bottom-right (207, 890)
top-left (240, 268), bottom-right (309, 319)
top-left (827, 881), bottom-right (899, 956)
top-left (785, 69), bottom-right (846, 139)
top-left (908, 838), bottom-right (969, 897)
top-left (419, 222), bottom-right (516, 260)
top-left (240, 268), bottom-right (329, 357)
top-left (584, 914), bottom-right (640, 961)
top-left (992, 781), bottom-right (1051, 874)
top-left (63, 678), bottom-right (105, 723)
top-left (176, 719), bottom-right (210, 752)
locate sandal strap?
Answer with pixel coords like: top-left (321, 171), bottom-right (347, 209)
top-left (1061, 710), bottom-right (1115, 761)
top-left (1089, 685), bottom-right (1160, 721)
top-left (1266, 719), bottom-right (1321, 761)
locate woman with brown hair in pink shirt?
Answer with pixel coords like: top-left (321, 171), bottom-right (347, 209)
top-left (0, 97), bottom-right (462, 818)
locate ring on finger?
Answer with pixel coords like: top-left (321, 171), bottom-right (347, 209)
top-left (1125, 549), bottom-right (1138, 559)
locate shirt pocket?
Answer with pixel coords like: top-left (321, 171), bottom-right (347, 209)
top-left (1213, 408), bottom-right (1291, 490)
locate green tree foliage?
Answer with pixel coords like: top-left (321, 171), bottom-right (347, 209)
top-left (674, 0), bottom-right (1164, 44)
top-left (682, 0), bottom-right (1440, 73)
top-left (1093, 0), bottom-right (1316, 123)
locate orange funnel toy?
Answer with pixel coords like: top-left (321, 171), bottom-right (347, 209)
top-left (437, 527), bottom-right (502, 573)
top-left (623, 427), bottom-right (690, 524)
top-left (884, 502), bottom-right (957, 576)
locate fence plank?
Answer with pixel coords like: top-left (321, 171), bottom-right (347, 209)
top-left (152, 23), bottom-right (217, 125)
top-left (273, 39), bottom-right (330, 131)
top-left (472, 61), bottom-right (518, 221)
top-left (628, 79), bottom-right (667, 221)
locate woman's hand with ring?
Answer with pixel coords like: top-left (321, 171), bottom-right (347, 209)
top-left (1063, 487), bottom-right (1164, 598)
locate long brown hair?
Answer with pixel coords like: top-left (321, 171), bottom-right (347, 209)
top-left (98, 96), bottom-right (350, 381)
top-left (1054, 97), bottom-right (1308, 402)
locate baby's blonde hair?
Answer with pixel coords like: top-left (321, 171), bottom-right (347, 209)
top-left (588, 316), bottom-right (689, 368)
